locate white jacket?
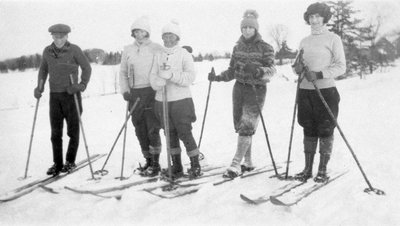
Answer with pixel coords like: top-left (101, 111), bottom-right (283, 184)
top-left (119, 39), bottom-right (163, 93)
top-left (150, 45), bottom-right (196, 102)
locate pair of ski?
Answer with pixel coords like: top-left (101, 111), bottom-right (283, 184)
top-left (143, 165), bottom-right (282, 199)
top-left (63, 164), bottom-right (225, 199)
top-left (240, 171), bottom-right (348, 206)
top-left (0, 154), bottom-right (105, 203)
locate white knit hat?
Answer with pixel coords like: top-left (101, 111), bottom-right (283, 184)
top-left (130, 16), bottom-right (151, 35)
top-left (162, 20), bottom-right (181, 39)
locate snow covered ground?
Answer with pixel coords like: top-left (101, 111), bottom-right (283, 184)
top-left (0, 59), bottom-right (399, 226)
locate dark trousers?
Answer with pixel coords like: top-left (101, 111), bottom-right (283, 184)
top-left (297, 87), bottom-right (340, 138)
top-left (154, 98), bottom-right (198, 156)
top-left (49, 92), bottom-right (82, 166)
top-left (233, 81), bottom-right (266, 136)
top-left (130, 87), bottom-right (161, 158)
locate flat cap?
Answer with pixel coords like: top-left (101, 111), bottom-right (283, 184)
top-left (48, 24), bottom-right (71, 34)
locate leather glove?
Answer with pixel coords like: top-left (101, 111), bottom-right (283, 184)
top-left (123, 92), bottom-right (132, 101)
top-left (243, 63), bottom-right (263, 79)
top-left (304, 71), bottom-right (323, 82)
top-left (34, 87), bottom-right (42, 99)
top-left (67, 83), bottom-right (85, 95)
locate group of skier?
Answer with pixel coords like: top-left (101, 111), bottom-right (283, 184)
top-left (34, 2), bottom-right (345, 183)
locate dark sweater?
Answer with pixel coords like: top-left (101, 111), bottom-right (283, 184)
top-left (38, 41), bottom-right (91, 92)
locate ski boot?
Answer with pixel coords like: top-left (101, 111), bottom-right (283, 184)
top-left (314, 136), bottom-right (333, 183)
top-left (142, 154), bottom-right (160, 177)
top-left (314, 171), bottom-right (330, 183)
top-left (294, 153), bottom-right (315, 182)
top-left (241, 165), bottom-right (255, 173)
top-left (47, 164), bottom-right (62, 176)
top-left (294, 136), bottom-right (317, 182)
top-left (61, 162), bottom-right (76, 173)
top-left (171, 154), bottom-right (184, 179)
top-left (188, 155), bottom-right (202, 179)
top-left (137, 158), bottom-right (152, 175)
top-left (223, 166), bottom-right (240, 179)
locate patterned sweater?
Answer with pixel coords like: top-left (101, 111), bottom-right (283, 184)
top-left (219, 33), bottom-right (276, 85)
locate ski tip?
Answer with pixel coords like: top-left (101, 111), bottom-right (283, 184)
top-left (240, 194), bottom-right (258, 205)
top-left (269, 196), bottom-right (288, 206)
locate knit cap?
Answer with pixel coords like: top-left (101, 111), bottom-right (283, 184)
top-left (162, 20), bottom-right (181, 39)
top-left (241, 10), bottom-right (259, 30)
top-left (131, 16), bottom-right (151, 35)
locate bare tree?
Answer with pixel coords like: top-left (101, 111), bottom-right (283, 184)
top-left (268, 24), bottom-right (289, 52)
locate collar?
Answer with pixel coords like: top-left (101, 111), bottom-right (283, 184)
top-left (134, 39), bottom-right (151, 47)
top-left (237, 32), bottom-right (263, 44)
top-left (311, 25), bottom-right (328, 35)
top-left (163, 45), bottom-right (180, 55)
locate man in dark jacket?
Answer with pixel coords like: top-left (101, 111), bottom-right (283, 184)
top-left (34, 24), bottom-right (91, 175)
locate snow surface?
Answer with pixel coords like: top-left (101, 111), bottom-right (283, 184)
top-left (0, 60), bottom-right (399, 226)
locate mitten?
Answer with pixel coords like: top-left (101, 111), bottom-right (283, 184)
top-left (304, 71), bottom-right (323, 82)
top-left (34, 87), bottom-right (42, 99)
top-left (243, 63), bottom-right (263, 78)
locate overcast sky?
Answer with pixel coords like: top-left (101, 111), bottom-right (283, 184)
top-left (1, 0), bottom-right (399, 60)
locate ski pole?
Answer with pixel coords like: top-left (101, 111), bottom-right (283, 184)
top-left (250, 83), bottom-right (278, 176)
top-left (283, 49), bottom-right (305, 180)
top-left (69, 74), bottom-right (96, 180)
top-left (95, 98), bottom-right (140, 176)
top-left (162, 85), bottom-right (173, 181)
top-left (311, 80), bottom-right (385, 195)
top-left (284, 75), bottom-right (301, 179)
top-left (22, 79), bottom-right (43, 179)
top-left (116, 102), bottom-right (129, 180)
top-left (197, 67), bottom-right (215, 160)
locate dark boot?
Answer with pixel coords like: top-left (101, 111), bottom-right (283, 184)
top-left (188, 155), bottom-right (202, 179)
top-left (314, 136), bottom-right (333, 183)
top-left (294, 153), bottom-right (315, 181)
top-left (137, 158), bottom-right (152, 174)
top-left (143, 154), bottom-right (160, 177)
top-left (46, 164), bottom-right (62, 176)
top-left (171, 154), bottom-right (184, 179)
top-left (60, 161), bottom-right (76, 173)
top-left (295, 136), bottom-right (318, 182)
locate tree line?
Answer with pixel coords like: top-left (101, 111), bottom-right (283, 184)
top-left (0, 48), bottom-right (230, 73)
top-left (2, 1), bottom-right (400, 78)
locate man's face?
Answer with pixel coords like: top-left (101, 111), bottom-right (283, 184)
top-left (162, 33), bottom-right (179, 48)
top-left (52, 33), bottom-right (68, 48)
